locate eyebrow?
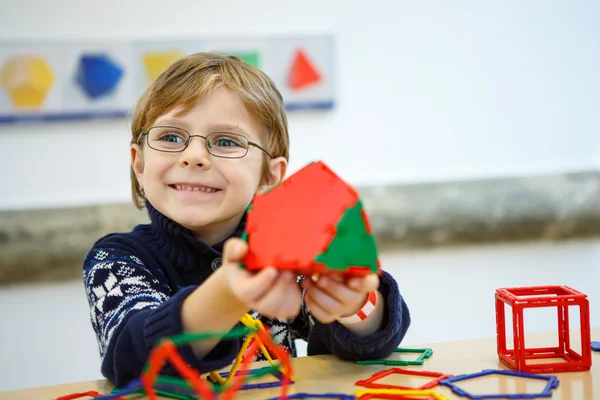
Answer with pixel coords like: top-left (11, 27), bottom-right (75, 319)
top-left (153, 119), bottom-right (191, 129)
top-left (152, 120), bottom-right (251, 137)
top-left (207, 124), bottom-right (251, 137)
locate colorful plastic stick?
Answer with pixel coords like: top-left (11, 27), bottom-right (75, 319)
top-left (267, 393), bottom-right (356, 399)
top-left (356, 389), bottom-right (449, 400)
top-left (356, 347), bottom-right (433, 366)
top-left (55, 391), bottom-right (101, 400)
top-left (439, 369), bottom-right (559, 399)
top-left (356, 368), bottom-right (452, 390)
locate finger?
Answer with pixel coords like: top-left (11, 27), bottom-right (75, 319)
top-left (328, 272), bottom-right (345, 283)
top-left (254, 271), bottom-right (301, 318)
top-left (305, 284), bottom-right (345, 316)
top-left (304, 293), bottom-right (336, 324)
top-left (347, 273), bottom-right (379, 292)
top-left (223, 237), bottom-right (248, 264)
top-left (311, 275), bottom-right (359, 305)
top-left (234, 267), bottom-right (279, 303)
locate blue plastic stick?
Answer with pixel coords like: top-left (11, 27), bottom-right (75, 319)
top-left (266, 393), bottom-right (355, 400)
top-left (439, 369), bottom-right (559, 399)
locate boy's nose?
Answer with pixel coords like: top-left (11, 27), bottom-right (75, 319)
top-left (178, 137), bottom-right (211, 168)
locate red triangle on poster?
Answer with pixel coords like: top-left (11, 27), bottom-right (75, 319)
top-left (288, 48), bottom-right (322, 90)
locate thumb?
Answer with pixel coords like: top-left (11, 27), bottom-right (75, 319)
top-left (223, 237), bottom-right (248, 264)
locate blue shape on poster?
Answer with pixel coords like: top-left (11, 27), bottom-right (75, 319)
top-left (76, 54), bottom-right (123, 99)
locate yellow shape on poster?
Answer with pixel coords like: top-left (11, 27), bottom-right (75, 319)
top-left (142, 50), bottom-right (184, 84)
top-left (0, 56), bottom-right (54, 109)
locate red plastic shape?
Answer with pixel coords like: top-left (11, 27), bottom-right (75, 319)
top-left (495, 285), bottom-right (591, 373)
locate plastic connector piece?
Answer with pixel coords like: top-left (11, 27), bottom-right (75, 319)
top-left (591, 341), bottom-right (600, 352)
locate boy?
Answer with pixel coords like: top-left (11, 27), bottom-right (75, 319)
top-left (83, 52), bottom-right (411, 387)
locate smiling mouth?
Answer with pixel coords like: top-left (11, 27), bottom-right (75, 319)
top-left (169, 184), bottom-right (221, 193)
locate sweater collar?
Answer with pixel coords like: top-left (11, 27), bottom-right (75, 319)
top-left (144, 200), bottom-right (246, 270)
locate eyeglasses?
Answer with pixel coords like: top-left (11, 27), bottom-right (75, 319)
top-left (138, 126), bottom-right (273, 159)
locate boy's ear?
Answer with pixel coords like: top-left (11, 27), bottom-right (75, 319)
top-left (130, 144), bottom-right (145, 186)
top-left (259, 156), bottom-right (287, 193)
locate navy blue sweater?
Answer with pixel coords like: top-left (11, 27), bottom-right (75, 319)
top-left (82, 201), bottom-right (411, 387)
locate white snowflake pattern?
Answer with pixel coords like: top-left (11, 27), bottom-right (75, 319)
top-left (95, 250), bottom-right (109, 261)
top-left (84, 253), bottom-right (170, 357)
top-left (116, 265), bottom-right (135, 277)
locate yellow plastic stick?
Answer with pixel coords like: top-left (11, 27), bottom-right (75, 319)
top-left (355, 389), bottom-right (449, 400)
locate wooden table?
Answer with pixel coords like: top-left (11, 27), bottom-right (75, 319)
top-left (2, 327), bottom-right (598, 399)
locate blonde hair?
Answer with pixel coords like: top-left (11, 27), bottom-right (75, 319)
top-left (129, 52), bottom-right (290, 209)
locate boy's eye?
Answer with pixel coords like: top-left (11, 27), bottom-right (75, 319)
top-left (212, 135), bottom-right (245, 148)
top-left (159, 133), bottom-right (185, 143)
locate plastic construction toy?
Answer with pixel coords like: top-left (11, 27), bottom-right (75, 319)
top-left (242, 160), bottom-right (381, 277)
top-left (592, 341), bottom-right (600, 352)
top-left (355, 389), bottom-right (449, 400)
top-left (356, 347), bottom-right (433, 366)
top-left (439, 369), bottom-right (559, 399)
top-left (495, 285), bottom-right (591, 373)
top-left (57, 314), bottom-right (293, 400)
top-left (356, 368), bottom-right (453, 390)
top-left (207, 313), bottom-right (294, 390)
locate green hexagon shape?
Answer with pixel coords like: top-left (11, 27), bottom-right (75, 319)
top-left (0, 56), bottom-right (55, 109)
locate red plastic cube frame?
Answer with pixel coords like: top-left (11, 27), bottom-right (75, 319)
top-left (495, 285), bottom-right (591, 374)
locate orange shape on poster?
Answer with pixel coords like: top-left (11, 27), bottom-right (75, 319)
top-left (288, 48), bottom-right (321, 90)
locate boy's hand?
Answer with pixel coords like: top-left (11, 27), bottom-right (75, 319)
top-left (221, 238), bottom-right (302, 320)
top-left (300, 272), bottom-right (380, 324)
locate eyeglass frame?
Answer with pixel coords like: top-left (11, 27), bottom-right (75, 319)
top-left (137, 125), bottom-right (274, 159)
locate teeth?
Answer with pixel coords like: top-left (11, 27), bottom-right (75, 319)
top-left (174, 185), bottom-right (216, 192)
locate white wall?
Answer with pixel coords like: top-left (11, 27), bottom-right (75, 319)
top-left (0, 0), bottom-right (599, 210)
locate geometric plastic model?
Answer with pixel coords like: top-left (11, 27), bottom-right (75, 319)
top-left (355, 368), bottom-right (453, 390)
top-left (142, 49), bottom-right (184, 84)
top-left (242, 160), bottom-right (382, 277)
top-left (356, 347), bottom-right (433, 366)
top-left (592, 341), bottom-right (600, 352)
top-left (57, 317), bottom-right (293, 400)
top-left (75, 54), bottom-right (123, 99)
top-left (207, 313), bottom-right (294, 391)
top-left (439, 369), bottom-right (559, 399)
top-left (495, 285), bottom-right (591, 374)
top-left (0, 56), bottom-right (54, 108)
top-left (288, 48), bottom-right (321, 91)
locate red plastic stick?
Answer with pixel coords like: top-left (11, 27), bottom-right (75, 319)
top-left (55, 391), bottom-right (101, 400)
top-left (356, 368), bottom-right (452, 390)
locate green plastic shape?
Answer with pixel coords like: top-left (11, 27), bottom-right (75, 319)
top-left (315, 200), bottom-right (378, 272)
top-left (356, 347), bottom-right (434, 366)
